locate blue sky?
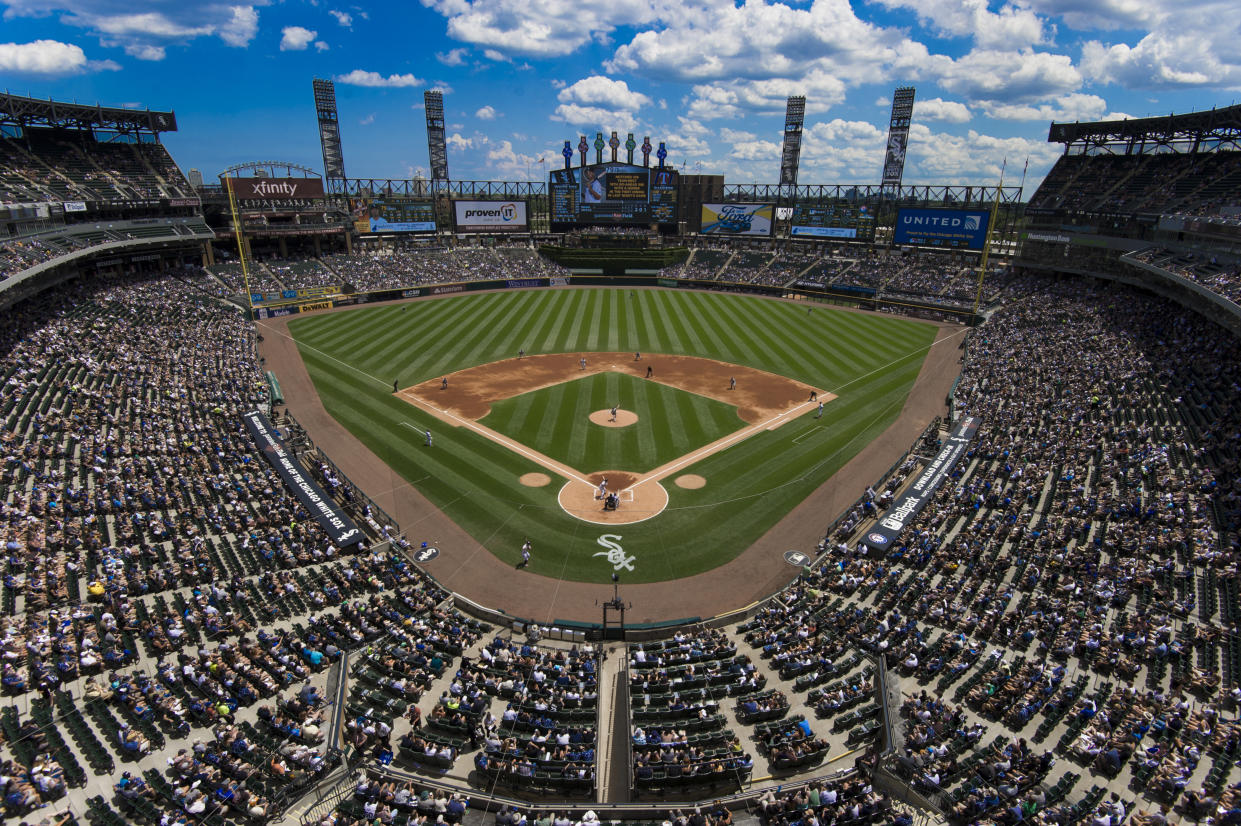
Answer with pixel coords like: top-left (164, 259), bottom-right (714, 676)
top-left (2, 0), bottom-right (1238, 195)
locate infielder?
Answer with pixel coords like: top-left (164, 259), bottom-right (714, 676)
top-left (816, 402), bottom-right (824, 418)
top-left (519, 540), bottom-right (531, 568)
top-left (729, 376), bottom-right (736, 391)
top-left (425, 430), bottom-right (433, 447)
top-left (580, 357), bottom-right (587, 370)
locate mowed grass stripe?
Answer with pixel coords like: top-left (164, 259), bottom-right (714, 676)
top-left (289, 289), bottom-right (941, 583)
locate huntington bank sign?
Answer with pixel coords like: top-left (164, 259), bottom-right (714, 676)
top-left (893, 207), bottom-right (990, 250)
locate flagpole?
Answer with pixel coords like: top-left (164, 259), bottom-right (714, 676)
top-left (972, 158), bottom-right (1007, 318)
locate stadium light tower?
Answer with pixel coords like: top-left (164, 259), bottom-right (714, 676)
top-left (312, 79), bottom-right (346, 192)
top-left (881, 87), bottom-right (916, 195)
top-left (424, 90), bottom-right (450, 187)
top-left (779, 95), bottom-right (806, 195)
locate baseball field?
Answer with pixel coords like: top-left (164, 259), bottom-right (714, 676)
top-left (285, 287), bottom-right (939, 584)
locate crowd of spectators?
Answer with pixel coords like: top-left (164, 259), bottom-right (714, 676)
top-left (1133, 247), bottom-right (1241, 305)
top-left (0, 130), bottom-right (193, 204)
top-left (321, 247), bottom-right (568, 292)
top-left (1031, 152), bottom-right (1241, 217)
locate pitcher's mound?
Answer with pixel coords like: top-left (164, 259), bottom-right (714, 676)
top-left (588, 409), bottom-right (639, 428)
top-left (675, 474), bottom-right (706, 489)
top-left (519, 473), bottom-right (551, 487)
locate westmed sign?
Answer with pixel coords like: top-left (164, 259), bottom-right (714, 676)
top-left (454, 200), bottom-right (528, 233)
top-left (894, 207), bottom-right (990, 250)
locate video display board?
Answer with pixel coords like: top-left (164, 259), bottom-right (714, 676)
top-left (350, 196), bottom-right (436, 234)
top-left (700, 203), bottom-right (773, 236)
top-left (453, 200), bottom-right (528, 233)
top-left (549, 163), bottom-right (678, 224)
top-left (894, 208), bottom-right (989, 249)
top-left (790, 203), bottom-right (875, 240)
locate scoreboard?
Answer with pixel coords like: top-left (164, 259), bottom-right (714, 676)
top-left (790, 203), bottom-right (875, 241)
top-left (550, 163), bottom-right (678, 225)
top-left (351, 196), bottom-right (436, 234)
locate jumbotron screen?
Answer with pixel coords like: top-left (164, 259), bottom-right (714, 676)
top-left (549, 163), bottom-right (678, 225)
top-left (790, 203), bottom-right (876, 241)
top-left (350, 196), bottom-right (436, 234)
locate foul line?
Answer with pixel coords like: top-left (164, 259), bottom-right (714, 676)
top-left (401, 399), bottom-right (595, 488)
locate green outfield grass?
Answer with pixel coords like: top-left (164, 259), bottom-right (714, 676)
top-left (479, 372), bottom-right (745, 474)
top-left (287, 288), bottom-right (941, 587)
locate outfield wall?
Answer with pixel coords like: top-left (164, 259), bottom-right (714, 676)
top-left (251, 274), bottom-right (984, 325)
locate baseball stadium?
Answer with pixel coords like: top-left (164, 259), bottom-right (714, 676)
top-left (2, 8), bottom-right (1241, 826)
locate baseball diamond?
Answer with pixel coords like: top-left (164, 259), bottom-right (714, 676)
top-left (266, 286), bottom-right (956, 614)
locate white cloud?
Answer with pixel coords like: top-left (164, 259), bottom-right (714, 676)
top-left (329, 9), bottom-right (352, 27)
top-left (934, 48), bottom-right (1082, 102)
top-left (0, 38), bottom-right (117, 74)
top-left (871, 0), bottom-right (1049, 48)
top-left (551, 104), bottom-right (640, 134)
top-left (558, 76), bottom-right (650, 110)
top-left (1081, 34), bottom-right (1223, 87)
top-left (436, 47), bottom-right (468, 65)
top-left (606, 0), bottom-right (932, 87)
top-left (359, 113), bottom-right (375, 125)
top-left (3, 3), bottom-right (260, 55)
top-left (475, 105), bottom-right (498, 120)
top-left (419, 0), bottom-right (661, 58)
top-left (446, 132), bottom-right (474, 150)
top-left (719, 127), bottom-right (757, 143)
top-left (730, 139), bottom-right (781, 161)
top-left (279, 25), bottom-right (317, 51)
top-left (125, 43), bottom-right (165, 60)
top-left (914, 97), bottom-right (972, 123)
top-left (874, 96), bottom-right (891, 107)
top-left (335, 69), bottom-right (423, 87)
top-left (482, 48), bottom-right (507, 62)
top-left (979, 92), bottom-right (1107, 121)
top-left (484, 139), bottom-right (546, 179)
top-left (218, 6), bottom-right (259, 47)
top-left (314, 40), bottom-right (329, 51)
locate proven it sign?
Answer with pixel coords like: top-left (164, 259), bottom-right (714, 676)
top-left (453, 200), bottom-right (528, 233)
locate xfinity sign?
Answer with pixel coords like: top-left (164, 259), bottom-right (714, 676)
top-left (235, 177), bottom-right (326, 200)
top-left (454, 200), bottom-right (528, 233)
top-left (893, 207), bottom-right (990, 250)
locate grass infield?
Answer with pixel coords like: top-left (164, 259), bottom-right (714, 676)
top-left (287, 288), bottom-right (938, 584)
top-left (480, 372), bottom-right (745, 475)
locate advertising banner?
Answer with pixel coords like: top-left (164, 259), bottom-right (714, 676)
top-left (860, 416), bottom-right (980, 551)
top-left (882, 87), bottom-right (916, 188)
top-left (453, 200), bottom-right (528, 233)
top-left (894, 208), bottom-right (990, 250)
top-left (700, 203), bottom-right (773, 236)
top-left (62, 201), bottom-right (88, 213)
top-left (243, 410), bottom-right (363, 547)
top-left (791, 226), bottom-right (857, 239)
top-left (234, 177), bottom-right (326, 200)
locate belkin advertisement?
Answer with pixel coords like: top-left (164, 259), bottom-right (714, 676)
top-left (453, 200), bottom-right (528, 233)
top-left (242, 410), bottom-right (363, 547)
top-left (859, 416), bottom-right (981, 552)
top-left (700, 203), bottom-right (773, 236)
top-left (894, 208), bottom-right (990, 250)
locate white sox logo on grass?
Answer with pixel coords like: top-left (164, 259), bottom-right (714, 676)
top-left (594, 534), bottom-right (635, 571)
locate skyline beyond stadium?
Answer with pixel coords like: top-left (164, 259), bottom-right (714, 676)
top-left (0, 0), bottom-right (1235, 193)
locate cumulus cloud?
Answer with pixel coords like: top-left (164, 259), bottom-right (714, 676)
top-left (979, 92), bottom-right (1108, 121)
top-left (436, 47), bottom-right (468, 65)
top-left (279, 25), bottom-right (317, 50)
top-left (329, 9), bottom-right (352, 27)
top-left (914, 97), bottom-right (972, 123)
top-left (218, 6), bottom-right (259, 47)
top-left (419, 0), bottom-right (661, 58)
top-left (871, 0), bottom-right (1049, 48)
top-left (557, 76), bottom-right (650, 110)
top-left (475, 105), bottom-right (498, 120)
top-left (125, 43), bottom-right (165, 60)
top-left (551, 104), bottom-right (640, 134)
top-left (4, 2), bottom-right (262, 54)
top-left (446, 132), bottom-right (474, 150)
top-left (335, 69), bottom-right (423, 87)
top-left (934, 48), bottom-right (1082, 102)
top-left (0, 39), bottom-right (119, 74)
